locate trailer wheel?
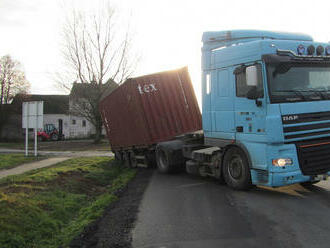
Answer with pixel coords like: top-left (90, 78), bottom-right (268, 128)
top-left (114, 151), bottom-right (123, 161)
top-left (129, 151), bottom-right (138, 168)
top-left (123, 152), bottom-right (130, 168)
top-left (223, 147), bottom-right (252, 190)
top-left (144, 152), bottom-right (156, 168)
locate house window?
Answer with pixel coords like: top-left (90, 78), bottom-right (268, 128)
top-left (72, 119), bottom-right (76, 125)
top-left (82, 120), bottom-right (86, 127)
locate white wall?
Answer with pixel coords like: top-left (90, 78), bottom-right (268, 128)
top-left (43, 114), bottom-right (95, 139)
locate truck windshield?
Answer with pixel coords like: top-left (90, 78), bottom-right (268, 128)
top-left (267, 63), bottom-right (330, 103)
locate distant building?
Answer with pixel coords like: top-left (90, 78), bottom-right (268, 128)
top-left (0, 81), bottom-right (117, 141)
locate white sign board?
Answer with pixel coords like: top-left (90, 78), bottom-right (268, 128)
top-left (22, 101), bottom-right (43, 129)
top-left (22, 101), bottom-right (44, 157)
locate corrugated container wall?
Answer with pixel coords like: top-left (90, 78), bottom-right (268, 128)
top-left (100, 67), bottom-right (202, 150)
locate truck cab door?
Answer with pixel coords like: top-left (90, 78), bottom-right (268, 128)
top-left (234, 63), bottom-right (266, 138)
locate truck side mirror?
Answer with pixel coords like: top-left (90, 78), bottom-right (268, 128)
top-left (246, 65), bottom-right (262, 106)
top-left (246, 65), bottom-right (258, 87)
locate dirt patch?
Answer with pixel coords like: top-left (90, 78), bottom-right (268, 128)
top-left (70, 168), bottom-right (153, 248)
top-left (52, 171), bottom-right (107, 196)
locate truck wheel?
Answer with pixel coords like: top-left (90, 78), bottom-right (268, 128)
top-left (123, 152), bottom-right (130, 168)
top-left (144, 152), bottom-right (156, 168)
top-left (156, 146), bottom-right (173, 173)
top-left (223, 147), bottom-right (252, 190)
top-left (114, 151), bottom-right (123, 161)
top-left (129, 151), bottom-right (138, 168)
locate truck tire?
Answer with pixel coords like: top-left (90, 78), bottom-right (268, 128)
top-left (223, 147), bottom-right (252, 190)
top-left (114, 151), bottom-right (123, 161)
top-left (144, 152), bottom-right (156, 168)
top-left (123, 152), bottom-right (130, 168)
top-left (129, 151), bottom-right (138, 168)
top-left (156, 146), bottom-right (177, 173)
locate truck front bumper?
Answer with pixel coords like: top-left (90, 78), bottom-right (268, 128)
top-left (251, 169), bottom-right (330, 187)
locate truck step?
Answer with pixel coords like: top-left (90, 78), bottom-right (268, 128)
top-left (193, 147), bottom-right (221, 155)
top-left (192, 147), bottom-right (221, 162)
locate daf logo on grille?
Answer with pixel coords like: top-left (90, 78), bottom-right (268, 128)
top-left (282, 115), bottom-right (299, 121)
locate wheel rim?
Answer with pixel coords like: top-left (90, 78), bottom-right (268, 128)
top-left (228, 155), bottom-right (243, 180)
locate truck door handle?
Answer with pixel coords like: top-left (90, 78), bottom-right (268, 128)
top-left (236, 126), bottom-right (243, 132)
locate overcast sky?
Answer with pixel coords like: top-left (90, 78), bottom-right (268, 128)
top-left (1, 0), bottom-right (330, 101)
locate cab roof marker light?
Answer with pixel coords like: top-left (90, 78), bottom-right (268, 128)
top-left (326, 46), bottom-right (330, 55)
top-left (307, 45), bottom-right (315, 55)
top-left (316, 45), bottom-right (324, 56)
top-left (276, 49), bottom-right (330, 59)
top-left (297, 44), bottom-right (305, 55)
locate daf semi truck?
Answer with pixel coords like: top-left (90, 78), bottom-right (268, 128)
top-left (101, 30), bottom-right (330, 190)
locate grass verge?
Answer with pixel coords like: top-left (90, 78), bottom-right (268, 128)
top-left (0, 140), bottom-right (110, 152)
top-left (0, 156), bottom-right (136, 248)
top-left (0, 153), bottom-right (41, 170)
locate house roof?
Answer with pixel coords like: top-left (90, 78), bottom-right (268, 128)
top-left (12, 94), bottom-right (69, 114)
top-left (70, 79), bottom-right (118, 100)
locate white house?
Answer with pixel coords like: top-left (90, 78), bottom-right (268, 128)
top-left (0, 81), bottom-right (117, 141)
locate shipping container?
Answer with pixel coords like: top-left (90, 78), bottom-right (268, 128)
top-left (100, 67), bottom-right (201, 151)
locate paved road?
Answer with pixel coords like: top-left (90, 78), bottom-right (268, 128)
top-left (132, 171), bottom-right (330, 248)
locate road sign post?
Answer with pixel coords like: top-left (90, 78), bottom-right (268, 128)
top-left (22, 101), bottom-right (43, 157)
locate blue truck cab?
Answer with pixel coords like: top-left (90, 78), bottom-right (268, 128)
top-left (201, 30), bottom-right (330, 188)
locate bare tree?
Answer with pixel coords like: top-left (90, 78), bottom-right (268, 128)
top-left (0, 55), bottom-right (29, 104)
top-left (0, 55), bottom-right (30, 138)
top-left (61, 4), bottom-right (137, 143)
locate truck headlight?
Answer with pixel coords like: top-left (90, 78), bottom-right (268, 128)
top-left (272, 158), bottom-right (293, 167)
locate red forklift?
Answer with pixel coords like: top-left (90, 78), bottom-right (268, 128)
top-left (37, 124), bottom-right (64, 141)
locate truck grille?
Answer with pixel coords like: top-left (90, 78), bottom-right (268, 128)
top-left (282, 111), bottom-right (330, 142)
top-left (296, 140), bottom-right (330, 175)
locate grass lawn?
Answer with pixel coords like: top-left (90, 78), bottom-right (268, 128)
top-left (0, 157), bottom-right (136, 248)
top-left (0, 153), bottom-right (40, 170)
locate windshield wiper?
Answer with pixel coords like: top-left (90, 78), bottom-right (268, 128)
top-left (275, 90), bottom-right (307, 101)
top-left (313, 89), bottom-right (330, 100)
top-left (292, 89), bottom-right (327, 100)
